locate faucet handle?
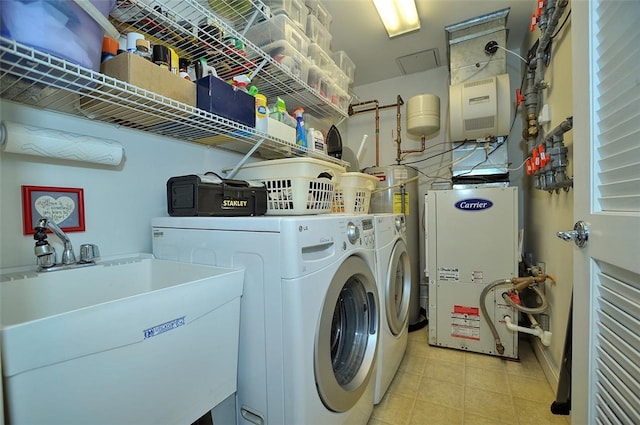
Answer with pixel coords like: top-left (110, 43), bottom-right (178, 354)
top-left (79, 244), bottom-right (100, 263)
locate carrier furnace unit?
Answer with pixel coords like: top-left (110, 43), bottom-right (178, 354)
top-left (426, 186), bottom-right (519, 358)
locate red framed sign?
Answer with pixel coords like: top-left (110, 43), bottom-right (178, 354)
top-left (21, 185), bottom-right (85, 235)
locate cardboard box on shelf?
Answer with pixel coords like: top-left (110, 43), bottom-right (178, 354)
top-left (100, 53), bottom-right (196, 105)
top-left (79, 53), bottom-right (195, 129)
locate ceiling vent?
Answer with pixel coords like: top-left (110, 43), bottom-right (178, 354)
top-left (396, 48), bottom-right (440, 75)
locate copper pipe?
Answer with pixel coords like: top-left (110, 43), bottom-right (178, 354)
top-left (349, 99), bottom-right (402, 114)
top-left (511, 274), bottom-right (548, 292)
top-left (349, 100), bottom-right (380, 165)
top-left (349, 96), bottom-right (406, 166)
top-left (401, 135), bottom-right (426, 156)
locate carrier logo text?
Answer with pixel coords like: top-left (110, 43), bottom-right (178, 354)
top-left (454, 198), bottom-right (493, 211)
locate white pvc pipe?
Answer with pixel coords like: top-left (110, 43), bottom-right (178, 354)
top-left (504, 315), bottom-right (552, 346)
top-left (357, 134), bottom-right (368, 164)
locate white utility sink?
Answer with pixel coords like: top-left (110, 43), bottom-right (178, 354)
top-left (1, 254), bottom-right (244, 425)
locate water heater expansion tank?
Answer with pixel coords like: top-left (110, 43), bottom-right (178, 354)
top-left (407, 94), bottom-right (440, 137)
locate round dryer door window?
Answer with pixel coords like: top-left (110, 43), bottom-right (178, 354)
top-left (387, 239), bottom-right (411, 336)
top-left (315, 255), bottom-right (379, 413)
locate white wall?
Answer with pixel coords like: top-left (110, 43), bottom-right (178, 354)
top-left (0, 101), bottom-right (244, 269)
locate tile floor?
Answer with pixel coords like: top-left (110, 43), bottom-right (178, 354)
top-left (368, 329), bottom-right (571, 425)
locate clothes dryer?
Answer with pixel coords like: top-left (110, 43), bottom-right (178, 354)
top-left (151, 215), bottom-right (379, 425)
top-left (372, 214), bottom-right (412, 404)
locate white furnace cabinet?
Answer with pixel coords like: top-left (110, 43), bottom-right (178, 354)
top-left (426, 186), bottom-right (519, 358)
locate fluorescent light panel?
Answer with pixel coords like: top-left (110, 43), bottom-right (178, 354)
top-left (373, 0), bottom-right (420, 37)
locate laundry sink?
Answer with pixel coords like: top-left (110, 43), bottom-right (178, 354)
top-left (0, 254), bottom-right (244, 425)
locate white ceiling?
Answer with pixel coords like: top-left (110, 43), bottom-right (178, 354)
top-left (321, 0), bottom-right (535, 86)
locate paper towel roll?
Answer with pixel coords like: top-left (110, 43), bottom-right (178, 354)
top-left (1, 121), bottom-right (124, 166)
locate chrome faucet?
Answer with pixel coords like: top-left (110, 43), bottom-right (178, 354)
top-left (33, 217), bottom-right (99, 272)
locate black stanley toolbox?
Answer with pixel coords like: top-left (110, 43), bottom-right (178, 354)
top-left (167, 173), bottom-right (267, 216)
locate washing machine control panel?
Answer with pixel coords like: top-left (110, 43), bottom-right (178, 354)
top-left (361, 218), bottom-right (375, 248)
top-left (394, 215), bottom-right (407, 238)
top-left (345, 218), bottom-right (375, 248)
top-left (346, 222), bottom-right (360, 244)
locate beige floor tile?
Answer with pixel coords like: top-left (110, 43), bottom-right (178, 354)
top-left (417, 376), bottom-right (464, 410)
top-left (367, 418), bottom-right (394, 425)
top-left (387, 371), bottom-right (422, 399)
top-left (409, 400), bottom-right (463, 425)
top-left (375, 335), bottom-right (563, 425)
top-left (513, 397), bottom-right (571, 425)
top-left (508, 374), bottom-right (556, 403)
top-left (405, 338), bottom-right (431, 358)
top-left (462, 412), bottom-right (515, 425)
top-left (465, 365), bottom-right (510, 395)
top-left (505, 356), bottom-right (547, 381)
top-left (371, 393), bottom-right (415, 425)
top-left (464, 351), bottom-right (508, 371)
top-left (428, 346), bottom-right (465, 365)
top-left (408, 328), bottom-right (429, 344)
top-left (423, 358), bottom-right (465, 384)
top-left (398, 352), bottom-right (427, 376)
top-left (464, 386), bottom-right (517, 424)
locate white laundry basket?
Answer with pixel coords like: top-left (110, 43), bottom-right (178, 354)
top-left (233, 157), bottom-right (345, 215)
top-left (332, 172), bottom-right (378, 214)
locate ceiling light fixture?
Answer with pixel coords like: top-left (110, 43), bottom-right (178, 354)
top-left (372, 0), bottom-right (421, 38)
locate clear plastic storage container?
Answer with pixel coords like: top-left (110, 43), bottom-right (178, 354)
top-left (305, 14), bottom-right (332, 54)
top-left (307, 64), bottom-right (331, 99)
top-left (262, 40), bottom-right (310, 82)
top-left (265, 0), bottom-right (308, 32)
top-left (308, 43), bottom-right (334, 73)
top-left (328, 65), bottom-right (350, 93)
top-left (304, 0), bottom-right (332, 30)
top-left (328, 83), bottom-right (350, 112)
top-left (332, 50), bottom-right (356, 83)
top-left (245, 14), bottom-right (310, 55)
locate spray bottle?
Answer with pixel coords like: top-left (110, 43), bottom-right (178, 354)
top-left (292, 107), bottom-right (307, 151)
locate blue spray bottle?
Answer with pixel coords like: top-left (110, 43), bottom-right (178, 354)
top-left (293, 107), bottom-right (307, 151)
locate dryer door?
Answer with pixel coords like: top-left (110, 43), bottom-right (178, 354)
top-left (315, 255), bottom-right (379, 413)
top-left (386, 239), bottom-right (411, 336)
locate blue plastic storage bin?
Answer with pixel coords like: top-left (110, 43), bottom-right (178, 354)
top-left (1, 0), bottom-right (116, 71)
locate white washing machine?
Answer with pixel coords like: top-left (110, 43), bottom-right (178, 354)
top-left (372, 214), bottom-right (412, 404)
top-left (151, 215), bottom-right (379, 425)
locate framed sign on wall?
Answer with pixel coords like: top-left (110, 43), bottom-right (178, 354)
top-left (22, 185), bottom-right (85, 235)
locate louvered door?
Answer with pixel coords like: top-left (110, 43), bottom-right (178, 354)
top-left (571, 1), bottom-right (640, 424)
